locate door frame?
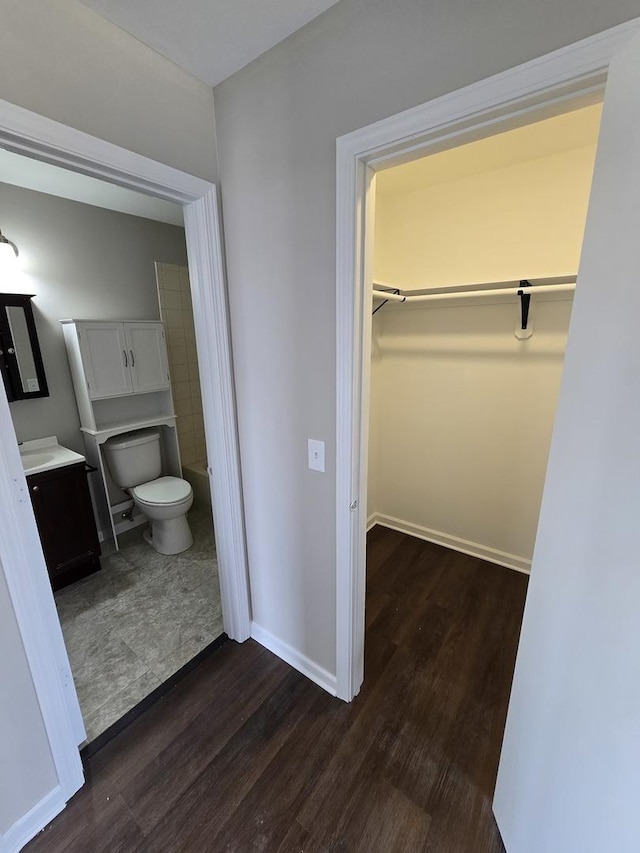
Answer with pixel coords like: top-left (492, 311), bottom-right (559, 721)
top-left (0, 98), bottom-right (250, 846)
top-left (335, 17), bottom-right (640, 702)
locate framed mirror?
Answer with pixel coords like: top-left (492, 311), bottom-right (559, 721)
top-left (0, 293), bottom-right (49, 401)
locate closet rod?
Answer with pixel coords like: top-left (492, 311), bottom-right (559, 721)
top-left (372, 281), bottom-right (576, 304)
top-left (373, 275), bottom-right (575, 296)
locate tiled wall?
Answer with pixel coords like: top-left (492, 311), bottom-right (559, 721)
top-left (155, 262), bottom-right (206, 466)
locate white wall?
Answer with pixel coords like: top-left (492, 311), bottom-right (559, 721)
top-left (0, 0), bottom-right (217, 181)
top-left (3, 183), bottom-right (188, 453)
top-left (369, 300), bottom-right (572, 568)
top-left (368, 144), bottom-right (596, 568)
top-left (375, 146), bottom-right (597, 289)
top-left (0, 563), bottom-right (57, 836)
top-left (213, 0), bottom-right (637, 674)
top-left (494, 30), bottom-right (640, 852)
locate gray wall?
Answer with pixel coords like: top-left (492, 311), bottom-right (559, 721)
top-left (0, 0), bottom-right (217, 181)
top-left (213, 0), bottom-right (640, 674)
top-left (3, 183), bottom-right (187, 452)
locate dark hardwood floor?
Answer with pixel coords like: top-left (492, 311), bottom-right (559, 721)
top-left (26, 527), bottom-right (528, 853)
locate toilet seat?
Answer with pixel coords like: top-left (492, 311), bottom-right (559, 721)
top-left (132, 476), bottom-right (192, 507)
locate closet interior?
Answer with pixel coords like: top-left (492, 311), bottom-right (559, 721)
top-left (367, 103), bottom-right (602, 575)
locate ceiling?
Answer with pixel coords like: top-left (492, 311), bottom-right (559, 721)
top-left (377, 104), bottom-right (603, 196)
top-left (78, 0), bottom-right (341, 86)
top-left (0, 148), bottom-right (183, 226)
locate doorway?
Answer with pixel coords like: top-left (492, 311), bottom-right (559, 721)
top-left (334, 21), bottom-right (639, 703)
top-left (367, 104), bottom-right (601, 572)
top-left (0, 163), bottom-right (229, 745)
top-left (0, 100), bottom-right (251, 817)
top-left (354, 105), bottom-right (601, 843)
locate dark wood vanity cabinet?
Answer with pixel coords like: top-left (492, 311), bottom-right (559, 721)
top-left (27, 462), bottom-right (101, 591)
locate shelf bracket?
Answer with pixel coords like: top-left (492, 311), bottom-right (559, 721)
top-left (515, 279), bottom-right (533, 340)
top-left (372, 287), bottom-right (401, 315)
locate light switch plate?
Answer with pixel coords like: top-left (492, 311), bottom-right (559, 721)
top-left (308, 438), bottom-right (325, 472)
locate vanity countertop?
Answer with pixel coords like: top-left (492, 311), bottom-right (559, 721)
top-left (19, 436), bottom-right (86, 476)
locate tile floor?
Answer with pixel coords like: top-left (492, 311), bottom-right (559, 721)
top-left (54, 501), bottom-right (223, 743)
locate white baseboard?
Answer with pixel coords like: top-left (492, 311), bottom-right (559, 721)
top-left (2, 786), bottom-right (66, 853)
top-left (370, 513), bottom-right (531, 575)
top-left (250, 622), bottom-right (337, 696)
top-left (366, 513), bottom-right (377, 532)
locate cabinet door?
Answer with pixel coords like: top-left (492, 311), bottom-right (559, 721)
top-left (125, 322), bottom-right (170, 393)
top-left (77, 322), bottom-right (133, 399)
top-left (28, 463), bottom-right (101, 590)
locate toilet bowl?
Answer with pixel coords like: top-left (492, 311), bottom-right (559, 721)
top-left (103, 429), bottom-right (194, 555)
top-left (132, 476), bottom-right (194, 555)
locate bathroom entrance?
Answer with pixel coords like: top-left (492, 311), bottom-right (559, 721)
top-left (1, 150), bottom-right (229, 748)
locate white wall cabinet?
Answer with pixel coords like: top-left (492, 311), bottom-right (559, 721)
top-left (61, 318), bottom-right (179, 549)
top-left (75, 321), bottom-right (169, 399)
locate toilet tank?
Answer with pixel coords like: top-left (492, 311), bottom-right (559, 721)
top-left (103, 428), bottom-right (162, 489)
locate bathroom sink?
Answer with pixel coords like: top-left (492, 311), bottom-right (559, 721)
top-left (19, 437), bottom-right (86, 475)
top-left (21, 451), bottom-right (57, 469)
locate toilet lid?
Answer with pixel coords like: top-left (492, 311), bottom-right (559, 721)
top-left (132, 476), bottom-right (192, 505)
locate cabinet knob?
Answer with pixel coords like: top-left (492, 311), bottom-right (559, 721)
top-left (32, 485), bottom-right (40, 492)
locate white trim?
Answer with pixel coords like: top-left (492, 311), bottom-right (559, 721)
top-left (0, 99), bottom-right (210, 204)
top-left (336, 18), bottom-right (640, 702)
top-left (0, 97), bottom-right (251, 848)
top-left (336, 19), bottom-right (639, 166)
top-left (251, 622), bottom-right (337, 696)
top-left (185, 190), bottom-right (251, 641)
top-left (366, 513), bottom-right (377, 532)
top-left (370, 514), bottom-right (531, 575)
top-left (1, 787), bottom-right (65, 853)
top-left (0, 382), bottom-right (84, 799)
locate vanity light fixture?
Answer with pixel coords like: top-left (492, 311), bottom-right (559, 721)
top-left (0, 228), bottom-right (19, 272)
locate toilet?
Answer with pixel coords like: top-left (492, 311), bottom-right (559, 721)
top-left (103, 428), bottom-right (194, 555)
